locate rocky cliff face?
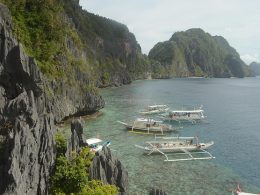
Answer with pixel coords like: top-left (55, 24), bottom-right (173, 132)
top-left (67, 118), bottom-right (87, 156)
top-left (59, 0), bottom-right (150, 87)
top-left (89, 147), bottom-right (128, 195)
top-left (0, 3), bottom-right (104, 194)
top-left (149, 28), bottom-right (252, 78)
top-left (0, 5), bottom-right (55, 194)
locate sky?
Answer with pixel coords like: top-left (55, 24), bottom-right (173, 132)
top-left (80, 0), bottom-right (260, 64)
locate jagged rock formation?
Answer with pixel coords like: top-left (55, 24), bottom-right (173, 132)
top-left (89, 147), bottom-right (128, 195)
top-left (0, 3), bottom-right (103, 194)
top-left (249, 62), bottom-right (260, 76)
top-left (149, 28), bottom-right (252, 78)
top-left (0, 5), bottom-right (55, 194)
top-left (67, 118), bottom-right (86, 155)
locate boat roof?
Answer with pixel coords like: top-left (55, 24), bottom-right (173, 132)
top-left (86, 138), bottom-right (102, 145)
top-left (170, 109), bottom-right (203, 113)
top-left (136, 118), bottom-right (163, 123)
top-left (148, 105), bottom-right (167, 108)
top-left (156, 136), bottom-right (196, 140)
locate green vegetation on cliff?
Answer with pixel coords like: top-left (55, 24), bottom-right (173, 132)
top-left (0, 1), bottom-right (253, 83)
top-left (149, 28), bottom-right (252, 78)
top-left (0, 0), bottom-right (74, 78)
top-left (0, 0), bottom-right (149, 86)
top-left (51, 135), bottom-right (118, 195)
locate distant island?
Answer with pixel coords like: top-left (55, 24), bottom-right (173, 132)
top-left (149, 28), bottom-right (252, 78)
top-left (249, 62), bottom-right (260, 76)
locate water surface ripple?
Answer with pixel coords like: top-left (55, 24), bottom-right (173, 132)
top-left (84, 78), bottom-right (260, 195)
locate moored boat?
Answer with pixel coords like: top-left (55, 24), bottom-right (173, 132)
top-left (162, 106), bottom-right (205, 123)
top-left (117, 118), bottom-right (179, 134)
top-left (86, 138), bottom-right (111, 152)
top-left (135, 136), bottom-right (214, 161)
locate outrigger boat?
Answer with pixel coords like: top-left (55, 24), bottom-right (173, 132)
top-left (86, 138), bottom-right (111, 152)
top-left (139, 104), bottom-right (169, 115)
top-left (135, 136), bottom-right (214, 162)
top-left (117, 118), bottom-right (179, 134)
top-left (162, 106), bottom-right (205, 123)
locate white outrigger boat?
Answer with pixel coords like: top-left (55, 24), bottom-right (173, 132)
top-left (162, 106), bottom-right (205, 123)
top-left (135, 136), bottom-right (215, 162)
top-left (117, 118), bottom-right (179, 134)
top-left (86, 138), bottom-right (111, 152)
top-left (139, 104), bottom-right (169, 115)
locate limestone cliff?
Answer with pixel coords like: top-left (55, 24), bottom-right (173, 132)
top-left (89, 147), bottom-right (128, 195)
top-left (0, 0), bottom-right (150, 91)
top-left (0, 3), bottom-right (102, 194)
top-left (62, 0), bottom-right (150, 86)
top-left (0, 5), bottom-right (55, 194)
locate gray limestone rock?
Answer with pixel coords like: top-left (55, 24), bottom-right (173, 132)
top-left (67, 118), bottom-right (86, 156)
top-left (70, 118), bottom-right (85, 147)
top-left (89, 147), bottom-right (128, 195)
top-left (0, 4), bottom-right (55, 194)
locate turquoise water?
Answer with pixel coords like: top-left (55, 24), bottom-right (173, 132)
top-left (84, 78), bottom-right (260, 195)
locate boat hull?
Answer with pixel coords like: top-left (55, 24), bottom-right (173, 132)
top-left (125, 125), bottom-right (172, 133)
top-left (162, 115), bottom-right (205, 123)
top-left (138, 141), bottom-right (214, 154)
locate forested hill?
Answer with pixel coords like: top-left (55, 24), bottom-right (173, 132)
top-left (149, 28), bottom-right (252, 78)
top-left (0, 0), bottom-right (149, 87)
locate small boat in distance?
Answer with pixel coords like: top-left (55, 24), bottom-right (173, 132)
top-left (135, 136), bottom-right (214, 162)
top-left (86, 138), bottom-right (111, 152)
top-left (117, 118), bottom-right (179, 134)
top-left (162, 106), bottom-right (205, 123)
top-left (139, 104), bottom-right (169, 115)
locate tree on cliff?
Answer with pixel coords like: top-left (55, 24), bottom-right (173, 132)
top-left (50, 135), bottom-right (118, 195)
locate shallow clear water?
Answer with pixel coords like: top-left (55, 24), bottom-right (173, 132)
top-left (84, 77), bottom-right (260, 195)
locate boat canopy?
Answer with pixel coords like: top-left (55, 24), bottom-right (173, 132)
top-left (86, 138), bottom-right (102, 145)
top-left (170, 109), bottom-right (203, 113)
top-left (136, 118), bottom-right (163, 123)
top-left (156, 136), bottom-right (196, 140)
top-left (148, 104), bottom-right (167, 108)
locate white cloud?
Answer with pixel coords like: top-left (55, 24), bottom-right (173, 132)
top-left (80, 0), bottom-right (260, 58)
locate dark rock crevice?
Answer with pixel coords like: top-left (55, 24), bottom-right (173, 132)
top-left (89, 147), bottom-right (128, 195)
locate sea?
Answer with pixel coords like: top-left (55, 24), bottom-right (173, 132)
top-left (83, 77), bottom-right (260, 195)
